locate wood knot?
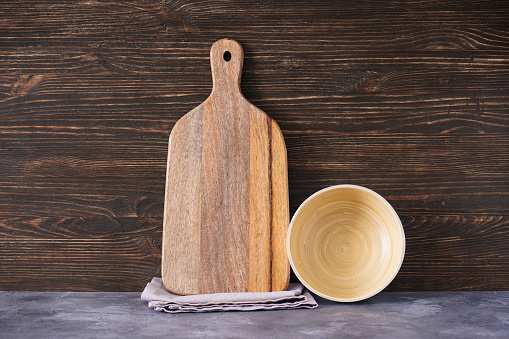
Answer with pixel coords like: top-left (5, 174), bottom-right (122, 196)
top-left (10, 74), bottom-right (44, 97)
top-left (158, 9), bottom-right (195, 32)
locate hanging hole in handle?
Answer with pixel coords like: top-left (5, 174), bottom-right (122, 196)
top-left (223, 51), bottom-right (231, 62)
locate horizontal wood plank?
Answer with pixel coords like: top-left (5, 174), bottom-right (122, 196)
top-left (0, 237), bottom-right (161, 291)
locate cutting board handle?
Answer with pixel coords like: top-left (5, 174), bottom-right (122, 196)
top-left (210, 38), bottom-right (244, 97)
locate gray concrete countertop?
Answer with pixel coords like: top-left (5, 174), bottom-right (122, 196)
top-left (1, 291), bottom-right (508, 338)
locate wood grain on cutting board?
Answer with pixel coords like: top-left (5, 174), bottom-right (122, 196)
top-left (162, 39), bottom-right (289, 295)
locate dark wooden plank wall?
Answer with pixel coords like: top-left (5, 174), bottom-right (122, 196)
top-left (0, 0), bottom-right (508, 291)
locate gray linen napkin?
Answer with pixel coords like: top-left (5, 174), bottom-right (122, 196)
top-left (141, 277), bottom-right (318, 313)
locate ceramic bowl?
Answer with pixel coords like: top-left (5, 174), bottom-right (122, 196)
top-left (287, 185), bottom-right (405, 302)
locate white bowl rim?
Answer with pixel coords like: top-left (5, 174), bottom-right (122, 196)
top-left (287, 184), bottom-right (406, 302)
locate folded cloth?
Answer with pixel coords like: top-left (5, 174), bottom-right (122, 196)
top-left (141, 277), bottom-right (318, 313)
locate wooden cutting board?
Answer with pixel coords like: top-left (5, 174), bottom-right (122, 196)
top-left (162, 39), bottom-right (290, 295)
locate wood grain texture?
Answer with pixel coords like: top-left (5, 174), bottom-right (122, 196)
top-left (162, 39), bottom-right (289, 294)
top-left (0, 0), bottom-right (507, 291)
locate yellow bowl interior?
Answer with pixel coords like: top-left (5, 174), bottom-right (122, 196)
top-left (287, 185), bottom-right (405, 302)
